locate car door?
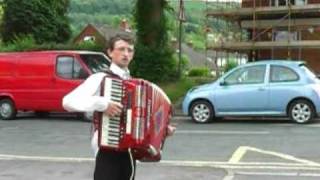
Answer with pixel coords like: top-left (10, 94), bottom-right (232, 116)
top-left (214, 64), bottom-right (268, 114)
top-left (268, 65), bottom-right (301, 114)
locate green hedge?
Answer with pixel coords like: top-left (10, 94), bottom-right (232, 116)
top-left (188, 67), bottom-right (210, 77)
top-left (0, 35), bottom-right (104, 52)
top-left (224, 60), bottom-right (238, 73)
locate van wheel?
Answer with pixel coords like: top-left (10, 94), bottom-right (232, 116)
top-left (0, 99), bottom-right (17, 120)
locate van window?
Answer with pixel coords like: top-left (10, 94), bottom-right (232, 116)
top-left (80, 54), bottom-right (110, 73)
top-left (56, 56), bottom-right (87, 79)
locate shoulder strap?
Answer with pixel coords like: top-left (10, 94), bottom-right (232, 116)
top-left (104, 68), bottom-right (121, 79)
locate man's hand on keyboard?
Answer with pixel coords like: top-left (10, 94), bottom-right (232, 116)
top-left (105, 101), bottom-right (123, 117)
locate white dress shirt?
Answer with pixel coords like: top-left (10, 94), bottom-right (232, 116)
top-left (63, 63), bottom-right (130, 112)
top-left (62, 63), bottom-right (130, 156)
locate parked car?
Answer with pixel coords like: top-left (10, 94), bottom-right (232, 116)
top-left (0, 51), bottom-right (110, 120)
top-left (182, 60), bottom-right (320, 124)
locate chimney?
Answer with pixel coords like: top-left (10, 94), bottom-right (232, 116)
top-left (120, 19), bottom-right (131, 32)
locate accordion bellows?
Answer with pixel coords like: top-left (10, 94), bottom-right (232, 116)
top-left (96, 76), bottom-right (172, 162)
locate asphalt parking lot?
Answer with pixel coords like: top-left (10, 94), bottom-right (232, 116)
top-left (1, 113), bottom-right (320, 179)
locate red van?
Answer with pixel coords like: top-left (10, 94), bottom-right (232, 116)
top-left (0, 51), bottom-right (110, 120)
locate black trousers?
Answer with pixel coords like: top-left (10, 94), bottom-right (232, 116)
top-left (94, 149), bottom-right (136, 180)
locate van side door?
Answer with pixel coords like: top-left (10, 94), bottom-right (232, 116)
top-left (53, 55), bottom-right (89, 111)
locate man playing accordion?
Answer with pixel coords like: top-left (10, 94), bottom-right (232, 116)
top-left (63, 33), bottom-right (175, 180)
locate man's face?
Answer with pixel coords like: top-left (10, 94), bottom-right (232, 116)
top-left (108, 40), bottom-right (134, 69)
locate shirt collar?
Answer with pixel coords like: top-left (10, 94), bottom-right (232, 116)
top-left (110, 63), bottom-right (130, 79)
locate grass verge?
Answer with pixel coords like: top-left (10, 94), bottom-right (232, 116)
top-left (159, 77), bottom-right (214, 105)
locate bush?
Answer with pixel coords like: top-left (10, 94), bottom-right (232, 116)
top-left (130, 44), bottom-right (177, 83)
top-left (0, 35), bottom-right (37, 52)
top-left (0, 36), bottom-right (104, 52)
top-left (188, 67), bottom-right (210, 77)
top-left (34, 41), bottom-right (104, 52)
top-left (159, 77), bottom-right (213, 104)
top-left (224, 59), bottom-right (238, 73)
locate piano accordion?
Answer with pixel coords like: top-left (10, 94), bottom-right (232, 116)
top-left (96, 76), bottom-right (172, 161)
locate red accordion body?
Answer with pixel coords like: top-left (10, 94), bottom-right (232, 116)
top-left (96, 76), bottom-right (172, 161)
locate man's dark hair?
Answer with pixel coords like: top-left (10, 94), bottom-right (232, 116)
top-left (107, 33), bottom-right (134, 51)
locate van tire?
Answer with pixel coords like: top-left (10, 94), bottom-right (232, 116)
top-left (0, 99), bottom-right (17, 120)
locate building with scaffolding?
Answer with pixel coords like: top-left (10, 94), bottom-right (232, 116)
top-left (206, 0), bottom-right (320, 72)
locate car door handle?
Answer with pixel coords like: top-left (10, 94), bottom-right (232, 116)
top-left (258, 87), bottom-right (265, 91)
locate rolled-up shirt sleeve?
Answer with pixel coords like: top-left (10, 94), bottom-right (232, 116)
top-left (63, 72), bottom-right (109, 112)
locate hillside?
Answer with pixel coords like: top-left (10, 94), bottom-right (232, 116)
top-left (68, 0), bottom-right (134, 36)
top-left (68, 0), bottom-right (208, 39)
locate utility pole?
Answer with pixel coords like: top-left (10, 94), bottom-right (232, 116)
top-left (177, 0), bottom-right (185, 78)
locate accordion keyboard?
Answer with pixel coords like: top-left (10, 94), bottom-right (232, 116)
top-left (101, 79), bottom-right (123, 148)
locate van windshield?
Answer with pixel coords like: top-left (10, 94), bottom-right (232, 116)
top-left (80, 54), bottom-right (111, 73)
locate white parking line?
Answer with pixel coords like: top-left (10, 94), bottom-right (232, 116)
top-left (1, 154), bottom-right (320, 170)
top-left (4, 153), bottom-right (320, 178)
top-left (159, 161), bottom-right (320, 170)
top-left (176, 130), bottom-right (269, 135)
top-left (0, 154), bottom-right (93, 162)
top-left (305, 124), bottom-right (320, 127)
top-left (228, 146), bottom-right (320, 166)
top-left (224, 146), bottom-right (320, 180)
top-left (236, 171), bottom-right (320, 177)
top-left (223, 170), bottom-right (235, 180)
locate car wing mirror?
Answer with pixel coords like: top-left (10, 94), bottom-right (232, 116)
top-left (219, 80), bottom-right (227, 86)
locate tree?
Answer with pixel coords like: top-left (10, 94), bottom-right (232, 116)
top-left (131, 0), bottom-right (177, 82)
top-left (1, 0), bottom-right (71, 44)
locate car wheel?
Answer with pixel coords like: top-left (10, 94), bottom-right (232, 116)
top-left (190, 100), bottom-right (214, 123)
top-left (288, 99), bottom-right (315, 124)
top-left (0, 99), bottom-right (17, 120)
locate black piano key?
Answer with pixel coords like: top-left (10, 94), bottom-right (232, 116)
top-left (107, 139), bottom-right (119, 143)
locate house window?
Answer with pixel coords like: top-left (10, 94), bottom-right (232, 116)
top-left (271, 0), bottom-right (298, 6)
top-left (83, 36), bottom-right (95, 42)
top-left (295, 0), bottom-right (306, 5)
top-left (273, 31), bottom-right (298, 41)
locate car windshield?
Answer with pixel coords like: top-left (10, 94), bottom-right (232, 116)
top-left (300, 64), bottom-right (317, 79)
top-left (80, 54), bottom-right (110, 73)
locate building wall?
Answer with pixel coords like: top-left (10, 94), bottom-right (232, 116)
top-left (242, 0), bottom-right (269, 7)
top-left (242, 0), bottom-right (320, 7)
top-left (308, 0), bottom-right (320, 4)
top-left (301, 29), bottom-right (320, 40)
top-left (257, 49), bottom-right (320, 73)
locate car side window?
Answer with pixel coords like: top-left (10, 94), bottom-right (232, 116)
top-left (56, 56), bottom-right (88, 79)
top-left (224, 65), bottom-right (266, 85)
top-left (270, 65), bottom-right (299, 82)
